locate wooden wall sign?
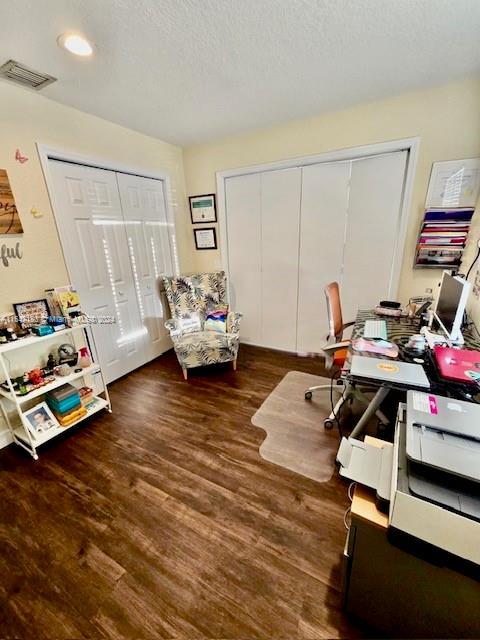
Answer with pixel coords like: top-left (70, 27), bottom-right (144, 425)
top-left (0, 169), bottom-right (23, 234)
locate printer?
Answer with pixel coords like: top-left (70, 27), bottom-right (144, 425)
top-left (337, 391), bottom-right (480, 567)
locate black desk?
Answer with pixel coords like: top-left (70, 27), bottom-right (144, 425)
top-left (344, 309), bottom-right (480, 438)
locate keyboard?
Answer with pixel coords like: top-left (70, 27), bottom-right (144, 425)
top-left (363, 319), bottom-right (388, 340)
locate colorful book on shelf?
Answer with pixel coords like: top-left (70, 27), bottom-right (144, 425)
top-left (419, 235), bottom-right (467, 240)
top-left (424, 208), bottom-right (474, 222)
top-left (417, 245), bottom-right (464, 252)
top-left (420, 233), bottom-right (467, 242)
top-left (48, 383), bottom-right (78, 402)
top-left (420, 233), bottom-right (466, 238)
top-left (424, 236), bottom-right (468, 240)
top-left (47, 396), bottom-right (81, 415)
top-left (419, 237), bottom-right (466, 245)
top-left (54, 405), bottom-right (87, 427)
top-left (423, 232), bottom-right (469, 237)
top-left (419, 232), bottom-right (467, 238)
top-left (423, 221), bottom-right (470, 227)
top-left (417, 258), bottom-right (463, 262)
top-left (417, 250), bottom-right (463, 259)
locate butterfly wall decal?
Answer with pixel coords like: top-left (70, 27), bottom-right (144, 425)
top-left (15, 149), bottom-right (28, 164)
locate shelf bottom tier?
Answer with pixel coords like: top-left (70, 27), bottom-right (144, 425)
top-left (14, 397), bottom-right (109, 447)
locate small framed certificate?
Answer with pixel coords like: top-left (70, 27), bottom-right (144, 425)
top-left (194, 227), bottom-right (217, 250)
top-left (189, 194), bottom-right (217, 224)
top-left (426, 158), bottom-right (480, 208)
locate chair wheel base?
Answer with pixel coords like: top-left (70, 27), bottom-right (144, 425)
top-left (304, 391), bottom-right (313, 400)
top-left (324, 419), bottom-right (334, 430)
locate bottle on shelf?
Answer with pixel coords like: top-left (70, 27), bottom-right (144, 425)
top-left (78, 346), bottom-right (91, 369)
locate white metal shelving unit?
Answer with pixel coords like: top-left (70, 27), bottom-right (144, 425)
top-left (0, 325), bottom-right (111, 460)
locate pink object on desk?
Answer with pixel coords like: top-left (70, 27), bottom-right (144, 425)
top-left (434, 346), bottom-right (480, 383)
top-left (352, 338), bottom-right (399, 359)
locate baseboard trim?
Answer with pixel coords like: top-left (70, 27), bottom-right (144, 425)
top-left (0, 429), bottom-right (13, 450)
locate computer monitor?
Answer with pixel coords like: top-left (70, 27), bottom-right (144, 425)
top-left (434, 271), bottom-right (470, 343)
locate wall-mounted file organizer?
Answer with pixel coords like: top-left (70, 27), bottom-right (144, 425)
top-left (414, 208), bottom-right (475, 269)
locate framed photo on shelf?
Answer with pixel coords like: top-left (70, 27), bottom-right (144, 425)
top-left (13, 298), bottom-right (50, 329)
top-left (194, 227), bottom-right (217, 250)
top-left (22, 402), bottom-right (59, 437)
top-left (189, 194), bottom-right (217, 224)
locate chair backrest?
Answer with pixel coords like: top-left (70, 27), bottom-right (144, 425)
top-left (325, 282), bottom-right (344, 342)
top-left (162, 271), bottom-right (227, 319)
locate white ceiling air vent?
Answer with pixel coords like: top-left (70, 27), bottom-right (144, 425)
top-left (0, 59), bottom-right (56, 90)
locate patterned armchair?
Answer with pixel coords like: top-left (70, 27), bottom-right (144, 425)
top-left (162, 271), bottom-right (242, 379)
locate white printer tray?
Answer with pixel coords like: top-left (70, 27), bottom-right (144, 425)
top-left (336, 436), bottom-right (393, 512)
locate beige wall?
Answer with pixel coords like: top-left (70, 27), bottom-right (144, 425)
top-left (0, 81), bottom-right (194, 315)
top-left (184, 77), bottom-right (480, 309)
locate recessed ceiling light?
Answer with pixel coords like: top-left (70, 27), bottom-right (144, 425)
top-left (57, 33), bottom-right (94, 57)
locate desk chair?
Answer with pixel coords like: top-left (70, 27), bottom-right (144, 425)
top-left (304, 282), bottom-right (389, 430)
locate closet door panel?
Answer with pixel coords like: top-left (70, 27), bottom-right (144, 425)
top-left (260, 168), bottom-right (301, 351)
top-left (297, 162), bottom-right (350, 353)
top-left (48, 161), bottom-right (146, 383)
top-left (341, 151), bottom-right (407, 322)
top-left (116, 173), bottom-right (174, 362)
top-left (225, 173), bottom-right (262, 345)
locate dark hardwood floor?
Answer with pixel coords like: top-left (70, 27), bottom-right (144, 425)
top-left (0, 345), bottom-right (372, 639)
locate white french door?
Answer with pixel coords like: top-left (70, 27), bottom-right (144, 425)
top-left (48, 160), bottom-right (174, 382)
top-left (116, 173), bottom-right (173, 362)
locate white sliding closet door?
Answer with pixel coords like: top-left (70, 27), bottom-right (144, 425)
top-left (116, 173), bottom-right (173, 362)
top-left (225, 173), bottom-right (262, 344)
top-left (296, 161), bottom-right (350, 353)
top-left (223, 148), bottom-right (409, 354)
top-left (341, 151), bottom-right (407, 323)
top-left (48, 161), bottom-right (146, 382)
top-left (260, 168), bottom-right (301, 351)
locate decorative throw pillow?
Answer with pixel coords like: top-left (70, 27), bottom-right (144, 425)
top-left (178, 312), bottom-right (202, 334)
top-left (204, 305), bottom-right (229, 333)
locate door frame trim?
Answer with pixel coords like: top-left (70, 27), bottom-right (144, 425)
top-left (215, 137), bottom-right (419, 302)
top-left (37, 143), bottom-right (180, 279)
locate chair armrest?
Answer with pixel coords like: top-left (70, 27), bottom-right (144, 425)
top-left (165, 318), bottom-right (182, 341)
top-left (322, 340), bottom-right (350, 354)
top-left (342, 321), bottom-right (356, 330)
top-left (322, 340), bottom-right (350, 370)
top-left (227, 311), bottom-right (242, 334)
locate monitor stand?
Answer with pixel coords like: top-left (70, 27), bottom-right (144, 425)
top-left (429, 317), bottom-right (464, 347)
top-left (420, 327), bottom-right (449, 349)
top-left (450, 330), bottom-right (465, 346)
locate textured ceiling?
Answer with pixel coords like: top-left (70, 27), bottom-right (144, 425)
top-left (1, 0), bottom-right (480, 145)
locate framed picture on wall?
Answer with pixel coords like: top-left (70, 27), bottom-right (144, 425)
top-left (0, 169), bottom-right (24, 234)
top-left (189, 194), bottom-right (217, 224)
top-left (194, 227), bottom-right (217, 250)
top-left (425, 158), bottom-right (480, 208)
